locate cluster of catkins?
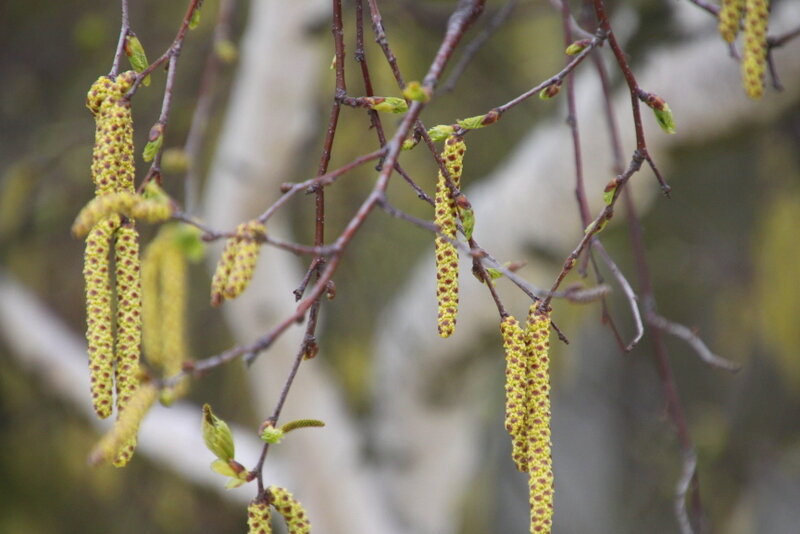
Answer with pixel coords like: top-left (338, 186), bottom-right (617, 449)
top-left (434, 135), bottom-right (467, 338)
top-left (80, 72), bottom-right (172, 466)
top-left (247, 487), bottom-right (311, 534)
top-left (501, 305), bottom-right (554, 533)
top-left (718, 0), bottom-right (770, 99)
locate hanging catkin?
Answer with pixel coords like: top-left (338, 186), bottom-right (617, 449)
top-left (268, 486), bottom-right (311, 534)
top-left (434, 135), bottom-right (466, 338)
top-left (84, 214), bottom-right (121, 419)
top-left (526, 305), bottom-right (554, 534)
top-left (247, 499), bottom-right (273, 534)
top-left (742, 0), bottom-right (769, 99)
top-left (501, 315), bottom-right (531, 472)
top-left (210, 220), bottom-right (266, 306)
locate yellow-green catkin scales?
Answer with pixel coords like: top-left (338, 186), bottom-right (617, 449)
top-left (87, 71), bottom-right (137, 195)
top-left (113, 222), bottom-right (142, 466)
top-left (718, 0), bottom-right (745, 43)
top-left (501, 316), bottom-right (531, 471)
top-left (84, 215), bottom-right (121, 419)
top-left (72, 192), bottom-right (172, 237)
top-left (224, 221), bottom-right (265, 300)
top-left (526, 305), bottom-right (554, 534)
top-left (142, 226), bottom-right (190, 404)
top-left (210, 220), bottom-right (265, 306)
top-left (89, 382), bottom-right (157, 466)
top-left (434, 136), bottom-right (466, 338)
top-left (247, 500), bottom-right (273, 534)
top-left (742, 0), bottom-right (769, 99)
top-left (268, 486), bottom-right (311, 534)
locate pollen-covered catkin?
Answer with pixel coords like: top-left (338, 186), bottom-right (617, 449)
top-left (72, 192), bottom-right (173, 237)
top-left (247, 500), bottom-right (273, 534)
top-left (87, 71), bottom-right (137, 195)
top-left (742, 0), bottom-right (769, 99)
top-left (501, 316), bottom-right (531, 472)
top-left (142, 225), bottom-right (190, 405)
top-left (526, 305), bottom-right (554, 534)
top-left (210, 220), bottom-right (265, 306)
top-left (718, 0), bottom-right (745, 43)
top-left (89, 382), bottom-right (157, 466)
top-left (434, 136), bottom-right (466, 338)
top-left (113, 222), bottom-right (143, 466)
top-left (268, 486), bottom-right (311, 534)
top-left (84, 215), bottom-right (121, 419)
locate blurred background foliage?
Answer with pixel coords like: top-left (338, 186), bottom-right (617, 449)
top-left (1, 0), bottom-right (799, 532)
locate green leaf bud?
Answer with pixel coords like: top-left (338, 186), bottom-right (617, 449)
top-left (202, 403), bottom-right (235, 461)
top-left (142, 123), bottom-right (164, 162)
top-left (367, 97), bottom-right (408, 114)
top-left (402, 81), bottom-right (431, 103)
top-left (427, 124), bottom-right (455, 142)
top-left (124, 33), bottom-right (151, 86)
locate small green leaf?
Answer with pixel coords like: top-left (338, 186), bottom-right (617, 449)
top-left (142, 123), bottom-right (164, 162)
top-left (653, 103), bottom-right (676, 134)
top-left (427, 124), bottom-right (455, 142)
top-left (402, 81), bottom-right (430, 103)
top-left (224, 477), bottom-right (247, 490)
top-left (486, 268), bottom-right (504, 280)
top-left (402, 138), bottom-right (419, 151)
top-left (603, 183), bottom-right (617, 205)
top-left (174, 224), bottom-right (205, 263)
top-left (565, 39), bottom-right (591, 56)
top-left (368, 97), bottom-right (408, 114)
top-left (210, 459), bottom-right (238, 477)
top-left (457, 115), bottom-right (487, 130)
top-left (202, 404), bottom-right (235, 461)
top-left (189, 8), bottom-right (201, 30)
top-left (459, 208), bottom-right (475, 240)
top-left (260, 425), bottom-right (284, 444)
top-left (124, 33), bottom-right (150, 86)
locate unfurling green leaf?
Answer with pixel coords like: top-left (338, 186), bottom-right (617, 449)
top-left (403, 81), bottom-right (430, 103)
top-left (652, 103), bottom-right (676, 134)
top-left (427, 124), bottom-right (455, 142)
top-left (367, 97), bottom-right (408, 114)
top-left (486, 267), bottom-right (504, 280)
top-left (202, 404), bottom-right (235, 461)
top-left (124, 33), bottom-right (150, 86)
top-left (142, 123), bottom-right (164, 162)
top-left (459, 207), bottom-right (475, 240)
top-left (260, 424), bottom-right (284, 444)
top-left (189, 8), bottom-right (201, 30)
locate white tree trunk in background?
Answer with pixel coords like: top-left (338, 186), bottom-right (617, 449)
top-left (2, 2), bottom-right (799, 534)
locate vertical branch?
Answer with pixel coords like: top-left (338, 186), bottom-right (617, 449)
top-left (110, 0), bottom-right (131, 77)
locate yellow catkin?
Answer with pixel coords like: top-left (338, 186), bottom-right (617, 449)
top-left (142, 225), bottom-right (190, 405)
top-left (113, 222), bottom-right (143, 466)
top-left (84, 215), bottom-right (121, 419)
top-left (268, 486), bottom-right (311, 534)
top-left (247, 500), bottom-right (273, 534)
top-left (87, 71), bottom-right (137, 196)
top-left (501, 315), bottom-right (532, 472)
top-left (526, 305), bottom-right (554, 534)
top-left (72, 192), bottom-right (172, 237)
top-left (223, 221), bottom-right (265, 300)
top-left (434, 135), bottom-right (466, 338)
top-left (742, 0), bottom-right (769, 99)
top-left (211, 220), bottom-right (265, 306)
top-left (718, 0), bottom-right (745, 43)
top-left (89, 382), bottom-right (157, 466)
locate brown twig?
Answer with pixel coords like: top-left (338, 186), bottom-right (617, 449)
top-left (440, 0), bottom-right (519, 93)
top-left (109, 0), bottom-right (131, 77)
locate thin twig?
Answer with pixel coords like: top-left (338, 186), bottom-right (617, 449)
top-left (440, 0), bottom-right (519, 93)
top-left (592, 240), bottom-right (644, 351)
top-left (647, 312), bottom-right (740, 372)
top-left (110, 0), bottom-right (131, 77)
